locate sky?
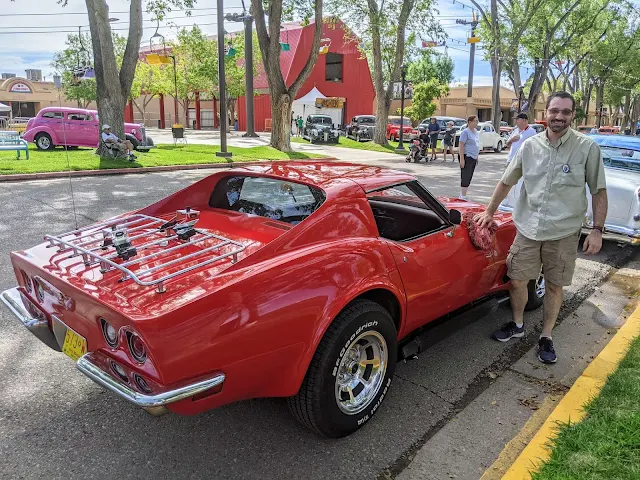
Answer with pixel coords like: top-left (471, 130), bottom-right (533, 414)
top-left (0, 0), bottom-right (497, 88)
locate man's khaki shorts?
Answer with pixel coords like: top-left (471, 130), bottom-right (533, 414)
top-left (507, 230), bottom-right (581, 287)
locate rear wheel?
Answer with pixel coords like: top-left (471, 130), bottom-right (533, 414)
top-left (35, 133), bottom-right (53, 151)
top-left (288, 299), bottom-right (397, 437)
top-left (495, 141), bottom-right (503, 153)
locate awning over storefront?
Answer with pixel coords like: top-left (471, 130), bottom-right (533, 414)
top-left (0, 102), bottom-right (11, 112)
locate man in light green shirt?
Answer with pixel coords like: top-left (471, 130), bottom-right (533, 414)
top-left (474, 91), bottom-right (608, 364)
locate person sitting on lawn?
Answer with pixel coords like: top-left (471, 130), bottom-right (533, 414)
top-left (101, 125), bottom-right (136, 161)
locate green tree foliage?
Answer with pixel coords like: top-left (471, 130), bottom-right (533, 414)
top-left (403, 79), bottom-right (450, 123)
top-left (51, 33), bottom-right (126, 108)
top-left (407, 50), bottom-right (454, 85)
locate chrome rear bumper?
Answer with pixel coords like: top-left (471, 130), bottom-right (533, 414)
top-left (76, 353), bottom-right (226, 408)
top-left (2, 286), bottom-right (225, 411)
top-left (1, 287), bottom-right (62, 351)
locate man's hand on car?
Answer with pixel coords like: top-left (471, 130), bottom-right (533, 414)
top-left (473, 210), bottom-right (494, 228)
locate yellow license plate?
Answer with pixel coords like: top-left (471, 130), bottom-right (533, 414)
top-left (62, 328), bottom-right (87, 361)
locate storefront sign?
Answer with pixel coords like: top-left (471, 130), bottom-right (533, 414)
top-left (9, 82), bottom-right (32, 93)
top-left (315, 97), bottom-right (345, 108)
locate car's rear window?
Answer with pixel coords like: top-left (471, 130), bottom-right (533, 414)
top-left (209, 176), bottom-right (326, 225)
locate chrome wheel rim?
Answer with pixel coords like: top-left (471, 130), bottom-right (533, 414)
top-left (38, 136), bottom-right (50, 149)
top-left (535, 273), bottom-right (546, 298)
top-left (334, 331), bottom-right (387, 415)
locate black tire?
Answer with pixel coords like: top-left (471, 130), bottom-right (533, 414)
top-left (288, 299), bottom-right (397, 438)
top-left (35, 133), bottom-right (54, 151)
top-left (126, 134), bottom-right (140, 150)
top-left (145, 136), bottom-right (154, 147)
top-left (495, 141), bottom-right (503, 153)
top-left (525, 272), bottom-right (545, 311)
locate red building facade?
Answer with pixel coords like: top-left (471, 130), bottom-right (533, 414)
top-left (237, 20), bottom-right (375, 132)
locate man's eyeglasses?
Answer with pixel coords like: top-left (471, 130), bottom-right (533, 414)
top-left (547, 108), bottom-right (574, 116)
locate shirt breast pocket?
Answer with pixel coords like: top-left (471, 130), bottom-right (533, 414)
top-left (556, 164), bottom-right (585, 187)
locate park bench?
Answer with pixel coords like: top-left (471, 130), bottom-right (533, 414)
top-left (0, 131), bottom-right (29, 159)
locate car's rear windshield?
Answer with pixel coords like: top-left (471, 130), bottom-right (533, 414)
top-left (312, 117), bottom-right (333, 125)
top-left (601, 146), bottom-right (640, 172)
top-left (209, 175), bottom-right (326, 225)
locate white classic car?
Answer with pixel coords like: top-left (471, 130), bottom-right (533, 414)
top-left (499, 133), bottom-right (640, 246)
top-left (457, 122), bottom-right (506, 153)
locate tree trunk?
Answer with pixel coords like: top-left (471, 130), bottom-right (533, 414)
top-left (85, 0), bottom-right (142, 148)
top-left (270, 93), bottom-right (292, 151)
top-left (510, 58), bottom-right (522, 94)
top-left (374, 94), bottom-right (392, 144)
top-left (622, 95), bottom-right (631, 129)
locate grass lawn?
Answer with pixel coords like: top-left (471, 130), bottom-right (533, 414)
top-left (0, 144), bottom-right (325, 175)
top-left (533, 334), bottom-right (640, 480)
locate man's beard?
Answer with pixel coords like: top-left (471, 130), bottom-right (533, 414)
top-left (549, 120), bottom-right (568, 132)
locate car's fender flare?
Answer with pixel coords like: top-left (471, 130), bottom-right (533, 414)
top-left (290, 279), bottom-right (406, 393)
top-left (24, 125), bottom-right (58, 144)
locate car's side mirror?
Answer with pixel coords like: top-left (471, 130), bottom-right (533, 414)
top-left (449, 209), bottom-right (462, 225)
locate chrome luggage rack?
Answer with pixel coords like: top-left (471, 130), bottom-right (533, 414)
top-left (44, 209), bottom-right (246, 294)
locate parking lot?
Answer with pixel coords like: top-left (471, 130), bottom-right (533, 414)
top-left (0, 151), bottom-right (636, 479)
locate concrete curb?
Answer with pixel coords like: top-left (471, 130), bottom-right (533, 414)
top-left (500, 296), bottom-right (640, 479)
top-left (0, 157), bottom-right (338, 183)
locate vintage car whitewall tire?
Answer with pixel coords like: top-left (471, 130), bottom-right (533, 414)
top-left (494, 141), bottom-right (503, 153)
top-left (35, 133), bottom-right (54, 151)
top-left (288, 299), bottom-right (397, 437)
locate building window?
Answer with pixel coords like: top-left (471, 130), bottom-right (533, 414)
top-left (326, 53), bottom-right (343, 83)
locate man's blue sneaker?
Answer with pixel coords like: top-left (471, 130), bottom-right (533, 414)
top-left (492, 321), bottom-right (525, 342)
top-left (538, 337), bottom-right (557, 364)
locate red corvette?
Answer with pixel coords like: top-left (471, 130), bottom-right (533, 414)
top-left (1, 162), bottom-right (544, 437)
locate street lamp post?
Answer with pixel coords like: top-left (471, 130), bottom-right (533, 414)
top-left (395, 64), bottom-right (408, 153)
top-left (225, 5), bottom-right (258, 137)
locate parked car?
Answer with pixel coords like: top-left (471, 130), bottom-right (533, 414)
top-left (22, 107), bottom-right (154, 151)
top-left (598, 126), bottom-right (621, 135)
top-left (1, 162), bottom-right (544, 438)
top-left (499, 121), bottom-right (514, 138)
top-left (499, 135), bottom-right (640, 246)
top-left (303, 114), bottom-right (340, 144)
top-left (577, 125), bottom-right (596, 134)
top-left (346, 115), bottom-right (376, 142)
top-left (386, 116), bottom-right (414, 141)
top-left (530, 123), bottom-right (546, 134)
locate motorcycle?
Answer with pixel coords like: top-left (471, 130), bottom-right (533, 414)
top-left (406, 139), bottom-right (423, 163)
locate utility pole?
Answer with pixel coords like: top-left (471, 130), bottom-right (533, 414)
top-left (216, 0), bottom-right (232, 157)
top-left (225, 2), bottom-right (258, 138)
top-left (457, 12), bottom-right (479, 99)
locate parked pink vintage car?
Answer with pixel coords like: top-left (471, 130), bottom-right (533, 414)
top-left (22, 107), bottom-right (154, 151)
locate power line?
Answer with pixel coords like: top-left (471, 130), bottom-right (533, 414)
top-left (0, 22), bottom-right (222, 35)
top-left (0, 7), bottom-right (242, 17)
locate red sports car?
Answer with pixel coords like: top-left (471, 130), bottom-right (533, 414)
top-left (1, 162), bottom-right (544, 437)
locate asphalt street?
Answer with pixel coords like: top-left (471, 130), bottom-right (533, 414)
top-left (0, 148), bottom-right (636, 479)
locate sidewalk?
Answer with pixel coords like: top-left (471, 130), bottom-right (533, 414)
top-left (397, 253), bottom-right (640, 480)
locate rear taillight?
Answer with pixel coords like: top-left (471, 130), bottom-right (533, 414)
top-left (21, 270), bottom-right (32, 293)
top-left (101, 318), bottom-right (118, 348)
top-left (127, 332), bottom-right (147, 363)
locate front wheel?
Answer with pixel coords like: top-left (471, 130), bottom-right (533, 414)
top-left (288, 299), bottom-right (397, 437)
top-left (35, 133), bottom-right (54, 151)
top-left (495, 141), bottom-right (503, 153)
top-left (525, 271), bottom-right (545, 311)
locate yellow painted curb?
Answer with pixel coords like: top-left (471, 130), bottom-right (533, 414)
top-left (501, 302), bottom-right (640, 479)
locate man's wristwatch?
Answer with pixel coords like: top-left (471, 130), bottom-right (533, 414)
top-left (592, 225), bottom-right (604, 233)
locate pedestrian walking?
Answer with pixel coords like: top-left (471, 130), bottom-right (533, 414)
top-left (427, 117), bottom-right (440, 161)
top-left (457, 115), bottom-right (481, 200)
top-left (474, 91), bottom-right (608, 364)
top-left (505, 113), bottom-right (537, 166)
top-left (442, 121), bottom-right (456, 162)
